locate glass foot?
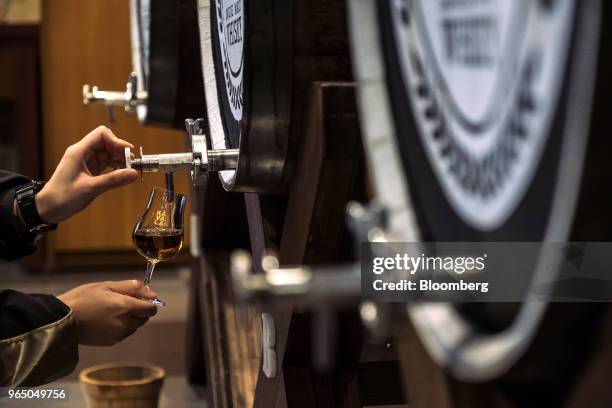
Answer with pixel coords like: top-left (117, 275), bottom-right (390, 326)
top-left (149, 297), bottom-right (166, 307)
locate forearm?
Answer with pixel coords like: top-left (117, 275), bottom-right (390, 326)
top-left (0, 290), bottom-right (79, 387)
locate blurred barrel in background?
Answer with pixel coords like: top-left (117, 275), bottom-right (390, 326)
top-left (349, 0), bottom-right (612, 405)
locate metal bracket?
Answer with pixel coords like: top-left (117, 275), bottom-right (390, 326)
top-left (261, 313), bottom-right (277, 378)
top-left (185, 118), bottom-right (209, 187)
top-left (345, 200), bottom-right (396, 339)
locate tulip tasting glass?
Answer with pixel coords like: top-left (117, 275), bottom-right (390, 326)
top-left (133, 187), bottom-right (186, 306)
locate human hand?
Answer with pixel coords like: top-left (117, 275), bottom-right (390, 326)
top-left (35, 126), bottom-right (139, 224)
top-left (57, 280), bottom-right (158, 346)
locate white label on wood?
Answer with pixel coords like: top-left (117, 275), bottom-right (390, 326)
top-left (390, 0), bottom-right (574, 230)
top-left (216, 0), bottom-right (244, 121)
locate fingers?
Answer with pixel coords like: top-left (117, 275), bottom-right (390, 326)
top-left (122, 296), bottom-right (159, 318)
top-left (88, 168), bottom-right (139, 195)
top-left (85, 151), bottom-right (110, 175)
top-left (74, 126), bottom-right (134, 160)
top-left (118, 326), bottom-right (138, 343)
top-left (107, 279), bottom-right (157, 299)
top-left (107, 280), bottom-right (159, 318)
top-left (95, 151), bottom-right (109, 165)
top-left (86, 140), bottom-right (132, 176)
top-left (123, 315), bottom-right (150, 330)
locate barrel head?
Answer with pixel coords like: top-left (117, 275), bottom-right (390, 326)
top-left (198, 0), bottom-right (351, 193)
top-left (350, 0), bottom-right (610, 381)
top-left (198, 0), bottom-right (293, 192)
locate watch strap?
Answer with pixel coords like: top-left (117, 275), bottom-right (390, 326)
top-left (15, 181), bottom-right (58, 234)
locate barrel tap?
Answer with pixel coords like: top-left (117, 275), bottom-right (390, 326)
top-left (124, 118), bottom-right (239, 187)
top-left (82, 72), bottom-right (148, 119)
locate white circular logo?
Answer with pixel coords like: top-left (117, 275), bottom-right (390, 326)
top-left (390, 0), bottom-right (575, 230)
top-left (216, 0), bottom-right (244, 121)
top-left (139, 0), bottom-right (151, 80)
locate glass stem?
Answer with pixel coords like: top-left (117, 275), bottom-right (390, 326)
top-left (143, 260), bottom-right (157, 286)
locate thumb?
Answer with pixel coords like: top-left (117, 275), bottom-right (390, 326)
top-left (89, 168), bottom-right (138, 195)
top-left (107, 280), bottom-right (157, 299)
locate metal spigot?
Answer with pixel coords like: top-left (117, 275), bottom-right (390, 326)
top-left (227, 202), bottom-right (386, 305)
top-left (231, 251), bottom-right (360, 372)
top-left (230, 251), bottom-right (361, 306)
top-left (82, 72), bottom-right (148, 113)
top-left (124, 117), bottom-right (239, 186)
top-left (228, 201), bottom-right (398, 370)
top-left (229, 201), bottom-right (396, 342)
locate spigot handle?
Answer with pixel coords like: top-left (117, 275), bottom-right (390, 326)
top-left (124, 147), bottom-right (143, 180)
top-left (125, 147), bottom-right (132, 169)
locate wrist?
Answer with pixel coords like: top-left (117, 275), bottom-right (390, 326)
top-left (35, 187), bottom-right (56, 224)
top-left (57, 293), bottom-right (73, 310)
top-left (14, 181), bottom-right (58, 236)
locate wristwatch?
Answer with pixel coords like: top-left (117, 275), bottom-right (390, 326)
top-left (15, 181), bottom-right (58, 235)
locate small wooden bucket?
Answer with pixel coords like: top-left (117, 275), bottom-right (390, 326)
top-left (79, 363), bottom-right (165, 408)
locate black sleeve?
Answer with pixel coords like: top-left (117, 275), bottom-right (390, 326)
top-left (0, 171), bottom-right (37, 261)
top-left (0, 290), bottom-right (71, 341)
top-left (0, 289), bottom-right (78, 387)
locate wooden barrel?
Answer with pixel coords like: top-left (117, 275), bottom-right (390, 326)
top-left (129, 0), bottom-right (205, 129)
top-left (349, 0), bottom-right (612, 400)
top-left (196, 0), bottom-right (352, 192)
